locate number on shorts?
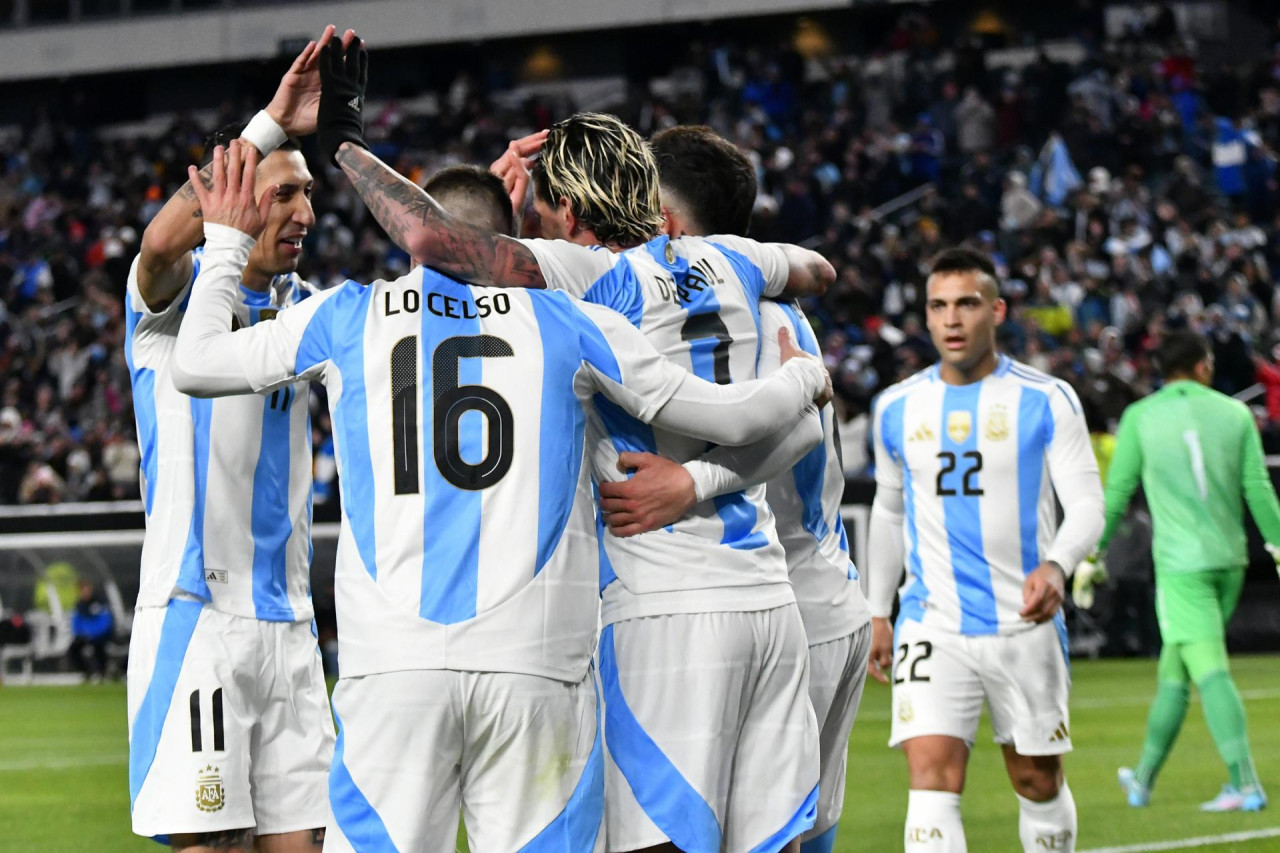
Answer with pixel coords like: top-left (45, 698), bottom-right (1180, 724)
top-left (189, 688), bottom-right (225, 753)
top-left (893, 641), bottom-right (933, 684)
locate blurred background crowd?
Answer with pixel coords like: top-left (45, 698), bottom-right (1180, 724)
top-left (2, 2), bottom-right (1279, 505)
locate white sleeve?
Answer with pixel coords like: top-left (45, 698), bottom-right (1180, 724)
top-left (871, 393), bottom-right (905, 491)
top-left (868, 484), bottom-right (906, 618)
top-left (1043, 382), bottom-right (1106, 573)
top-left (518, 238), bottom-right (620, 299)
top-left (683, 406), bottom-right (823, 500)
top-left (577, 301), bottom-right (826, 447)
top-left (171, 224), bottom-right (336, 397)
top-left (706, 234), bottom-right (791, 298)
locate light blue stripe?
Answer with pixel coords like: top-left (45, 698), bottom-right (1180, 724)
top-left (530, 294), bottom-right (588, 575)
top-left (419, 277), bottom-right (481, 624)
top-left (595, 395), bottom-right (658, 456)
top-left (940, 386), bottom-right (998, 635)
top-left (132, 369), bottom-right (159, 515)
top-left (329, 285), bottom-right (379, 580)
top-left (1017, 388), bottom-right (1048, 578)
top-left (250, 388), bottom-right (296, 621)
top-left (712, 493), bottom-right (770, 550)
top-left (129, 599), bottom-right (203, 809)
top-left (599, 625), bottom-right (721, 853)
top-left (582, 263), bottom-right (645, 328)
top-left (779, 303), bottom-right (831, 543)
top-left (329, 708), bottom-right (398, 852)
top-left (176, 397), bottom-right (212, 600)
top-left (1054, 611), bottom-right (1071, 672)
top-left (569, 294), bottom-right (624, 384)
top-left (748, 784), bottom-right (818, 853)
top-left (519, 672), bottom-right (604, 852)
top-left (709, 240), bottom-right (767, 304)
top-left (883, 396), bottom-right (926, 626)
top-left (799, 823), bottom-right (838, 853)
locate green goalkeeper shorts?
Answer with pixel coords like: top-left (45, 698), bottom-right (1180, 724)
top-left (1154, 567), bottom-right (1245, 646)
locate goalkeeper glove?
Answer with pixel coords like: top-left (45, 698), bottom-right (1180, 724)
top-left (317, 40), bottom-right (368, 166)
top-left (1072, 554), bottom-right (1107, 610)
top-left (1266, 543), bottom-right (1280, 578)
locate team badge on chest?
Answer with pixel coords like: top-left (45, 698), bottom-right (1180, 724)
top-left (195, 765), bottom-right (225, 813)
top-left (984, 404), bottom-right (1010, 441)
top-left (946, 411), bottom-right (972, 444)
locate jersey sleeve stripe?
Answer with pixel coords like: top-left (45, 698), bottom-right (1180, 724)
top-left (331, 293), bottom-right (379, 581)
top-left (709, 240), bottom-right (766, 304)
top-left (583, 262), bottom-right (645, 327)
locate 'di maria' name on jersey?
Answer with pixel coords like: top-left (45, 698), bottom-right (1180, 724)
top-left (383, 289), bottom-right (512, 320)
top-left (650, 256), bottom-right (725, 305)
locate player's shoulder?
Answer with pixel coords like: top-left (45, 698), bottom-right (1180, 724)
top-left (878, 364), bottom-right (938, 408)
top-left (999, 357), bottom-right (1081, 412)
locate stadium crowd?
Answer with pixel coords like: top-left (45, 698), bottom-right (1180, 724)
top-left (2, 10), bottom-right (1279, 504)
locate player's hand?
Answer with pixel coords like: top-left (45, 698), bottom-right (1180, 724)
top-left (868, 616), bottom-right (894, 684)
top-left (187, 141), bottom-right (277, 239)
top-left (318, 33), bottom-right (369, 165)
top-left (1020, 561), bottom-right (1067, 623)
top-left (778, 327), bottom-right (832, 407)
top-left (1266, 543), bottom-right (1280, 579)
top-left (1071, 554), bottom-right (1107, 610)
top-left (489, 130), bottom-right (549, 216)
top-left (598, 452), bottom-right (697, 537)
top-left (265, 26), bottom-right (355, 138)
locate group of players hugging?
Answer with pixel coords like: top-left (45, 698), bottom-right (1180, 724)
top-left (123, 24), bottom-right (1270, 853)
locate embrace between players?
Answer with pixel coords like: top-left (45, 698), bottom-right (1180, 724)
top-left (125, 25), bottom-right (1106, 853)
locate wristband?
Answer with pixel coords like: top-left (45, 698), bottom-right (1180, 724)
top-left (241, 110), bottom-right (289, 157)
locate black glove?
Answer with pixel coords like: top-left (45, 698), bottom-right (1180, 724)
top-left (317, 40), bottom-right (368, 166)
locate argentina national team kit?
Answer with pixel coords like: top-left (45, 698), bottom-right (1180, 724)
top-left (522, 234), bottom-right (823, 852)
top-left (873, 356), bottom-right (1097, 755)
top-left (170, 225), bottom-right (830, 852)
top-left (124, 249), bottom-right (334, 839)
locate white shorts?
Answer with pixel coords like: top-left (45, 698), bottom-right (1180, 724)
top-left (888, 618), bottom-right (1072, 756)
top-left (803, 621), bottom-right (872, 848)
top-left (324, 667), bottom-right (603, 853)
top-left (599, 605), bottom-right (820, 853)
top-left (127, 600), bottom-right (334, 839)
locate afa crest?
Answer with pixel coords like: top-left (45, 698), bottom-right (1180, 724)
top-left (946, 411), bottom-right (972, 444)
top-left (195, 765), bottom-right (225, 813)
top-left (897, 697), bottom-right (915, 724)
top-left (984, 404), bottom-right (1010, 441)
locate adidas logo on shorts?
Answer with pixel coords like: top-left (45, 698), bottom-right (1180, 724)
top-left (1048, 721), bottom-right (1070, 743)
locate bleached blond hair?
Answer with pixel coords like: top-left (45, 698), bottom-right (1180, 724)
top-left (532, 112), bottom-right (663, 248)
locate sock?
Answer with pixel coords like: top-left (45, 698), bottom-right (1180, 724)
top-left (1017, 782), bottom-right (1077, 853)
top-left (1134, 680), bottom-right (1190, 788)
top-left (905, 790), bottom-right (966, 853)
top-left (1196, 670), bottom-right (1260, 790)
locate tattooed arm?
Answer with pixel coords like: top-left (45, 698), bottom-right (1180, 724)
top-left (134, 160), bottom-right (213, 311)
top-left (334, 142), bottom-right (547, 288)
top-left (778, 243), bottom-right (835, 298)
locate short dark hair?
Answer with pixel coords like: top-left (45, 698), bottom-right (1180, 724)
top-left (929, 247), bottom-right (997, 280)
top-left (530, 112), bottom-right (662, 248)
top-left (650, 126), bottom-right (756, 237)
top-left (1157, 330), bottom-right (1211, 378)
top-left (424, 165), bottom-right (515, 237)
top-left (201, 122), bottom-right (301, 165)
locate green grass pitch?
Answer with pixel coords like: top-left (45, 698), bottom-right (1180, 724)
top-left (0, 656), bottom-right (1275, 852)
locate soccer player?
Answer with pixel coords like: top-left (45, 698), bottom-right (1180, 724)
top-left (319, 42), bottom-right (832, 850)
top-left (867, 248), bottom-right (1104, 853)
top-left (170, 139), bottom-right (832, 851)
top-left (594, 125), bottom-right (873, 853)
top-left (124, 30), bottom-right (345, 852)
top-left (1097, 331), bottom-right (1274, 812)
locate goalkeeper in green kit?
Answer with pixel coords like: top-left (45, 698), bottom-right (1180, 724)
top-left (1081, 331), bottom-right (1275, 812)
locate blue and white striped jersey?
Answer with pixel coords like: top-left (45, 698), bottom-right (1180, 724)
top-left (872, 356), bottom-right (1095, 636)
top-left (760, 302), bottom-right (870, 646)
top-left (522, 234), bottom-right (795, 625)
top-left (195, 261), bottom-right (731, 682)
top-left (125, 251), bottom-right (316, 622)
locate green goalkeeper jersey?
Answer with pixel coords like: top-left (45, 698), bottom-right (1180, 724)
top-left (1099, 380), bottom-right (1280, 574)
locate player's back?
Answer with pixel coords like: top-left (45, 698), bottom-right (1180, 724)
top-left (760, 302), bottom-right (869, 644)
top-left (310, 267), bottom-right (660, 681)
top-left (1123, 381), bottom-right (1255, 572)
top-left (586, 236), bottom-right (792, 623)
top-left (125, 251), bottom-right (314, 623)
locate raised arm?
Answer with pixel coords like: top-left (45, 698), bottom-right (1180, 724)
top-left (136, 28), bottom-right (341, 311)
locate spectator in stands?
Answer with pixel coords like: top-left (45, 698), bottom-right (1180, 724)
top-left (68, 580), bottom-right (113, 682)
